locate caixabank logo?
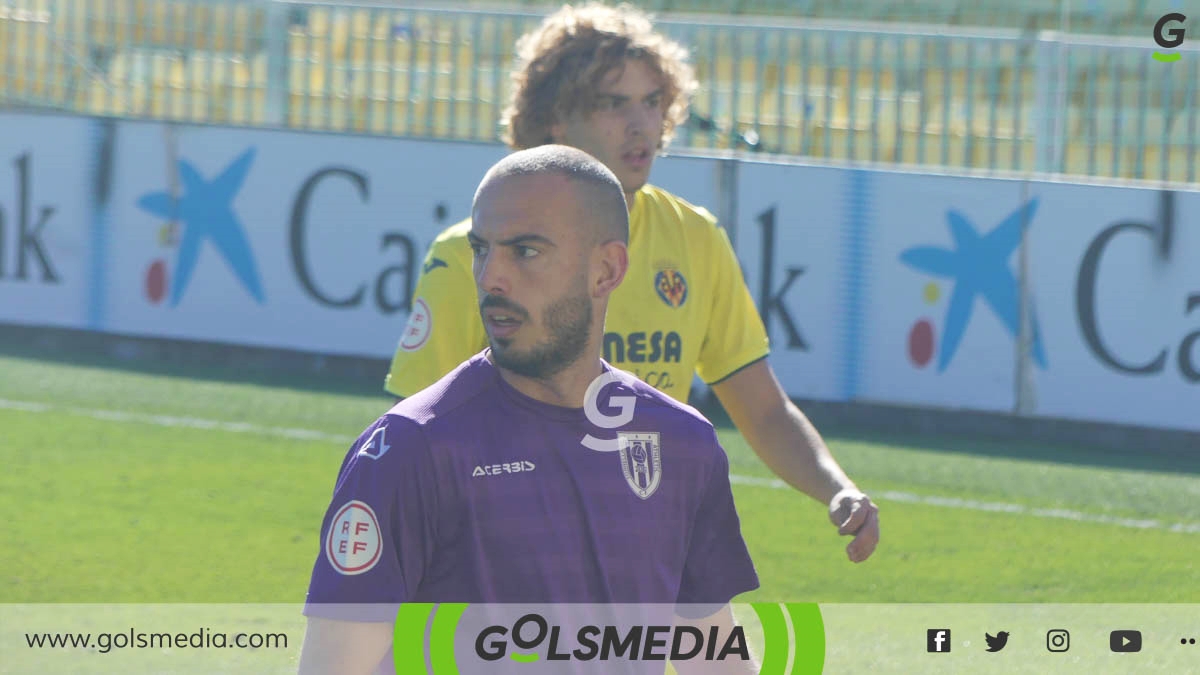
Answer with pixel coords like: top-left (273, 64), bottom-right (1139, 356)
top-left (899, 198), bottom-right (1048, 372)
top-left (136, 148), bottom-right (265, 306)
top-left (392, 603), bottom-right (825, 674)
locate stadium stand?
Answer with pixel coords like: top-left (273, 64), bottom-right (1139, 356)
top-left (1, 0), bottom-right (1195, 184)
top-left (465, 0), bottom-right (1170, 37)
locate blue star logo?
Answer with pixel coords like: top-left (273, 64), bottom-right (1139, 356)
top-left (137, 148), bottom-right (265, 306)
top-left (900, 198), bottom-right (1047, 372)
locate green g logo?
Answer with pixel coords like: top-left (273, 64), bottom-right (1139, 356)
top-left (1153, 13), bottom-right (1187, 62)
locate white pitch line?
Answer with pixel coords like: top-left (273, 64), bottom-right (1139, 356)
top-left (4, 397), bottom-right (1199, 535)
top-left (727, 467), bottom-right (1200, 535)
top-left (0, 398), bottom-right (353, 443)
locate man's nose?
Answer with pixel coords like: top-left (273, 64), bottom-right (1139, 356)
top-left (626, 103), bottom-right (654, 136)
top-left (475, 250), bottom-right (509, 296)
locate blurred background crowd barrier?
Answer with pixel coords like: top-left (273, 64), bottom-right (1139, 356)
top-left (1, 0), bottom-right (1196, 184)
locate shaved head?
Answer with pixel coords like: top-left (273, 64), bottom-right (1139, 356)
top-left (474, 144), bottom-right (629, 247)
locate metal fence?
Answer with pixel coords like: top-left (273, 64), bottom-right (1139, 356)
top-left (1, 0), bottom-right (1196, 184)
top-left (466, 0), bottom-right (1186, 38)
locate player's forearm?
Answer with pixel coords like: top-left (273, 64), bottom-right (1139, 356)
top-left (297, 618), bottom-right (394, 675)
top-left (743, 400), bottom-right (856, 507)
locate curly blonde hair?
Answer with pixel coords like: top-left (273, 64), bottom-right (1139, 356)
top-left (500, 2), bottom-right (697, 151)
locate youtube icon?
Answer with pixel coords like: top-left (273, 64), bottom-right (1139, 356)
top-left (1110, 630), bottom-right (1142, 653)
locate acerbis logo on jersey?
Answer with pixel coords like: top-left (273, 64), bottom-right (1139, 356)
top-left (326, 500), bottom-right (382, 575)
top-left (399, 298), bottom-right (432, 351)
top-left (472, 461), bottom-right (536, 477)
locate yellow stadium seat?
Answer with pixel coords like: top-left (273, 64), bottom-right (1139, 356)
top-left (360, 31), bottom-right (391, 69)
top-left (286, 93), bottom-right (308, 128)
top-left (1069, 141), bottom-right (1131, 180)
top-left (321, 66), bottom-right (369, 132)
top-left (400, 97), bottom-right (428, 135)
top-left (86, 75), bottom-right (113, 115)
top-left (854, 103), bottom-right (901, 163)
top-left (811, 124), bottom-right (850, 161)
top-left (160, 3), bottom-right (192, 51)
top-left (358, 93), bottom-right (386, 135)
top-left (898, 129), bottom-right (936, 168)
top-left (305, 7), bottom-right (330, 38)
top-left (9, 11), bottom-right (52, 98)
top-left (287, 27), bottom-right (310, 62)
top-left (194, 2), bottom-right (245, 50)
top-left (1064, 135), bottom-right (1101, 176)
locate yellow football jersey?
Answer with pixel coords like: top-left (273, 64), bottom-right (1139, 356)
top-left (384, 184), bottom-right (770, 403)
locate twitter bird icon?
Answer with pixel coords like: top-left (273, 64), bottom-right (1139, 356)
top-left (985, 632), bottom-right (1010, 652)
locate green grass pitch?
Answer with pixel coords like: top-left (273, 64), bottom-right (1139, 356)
top-left (1, 336), bottom-right (1198, 605)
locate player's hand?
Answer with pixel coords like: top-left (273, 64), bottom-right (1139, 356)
top-left (828, 488), bottom-right (879, 563)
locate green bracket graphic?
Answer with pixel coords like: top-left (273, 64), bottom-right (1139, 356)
top-left (750, 603), bottom-right (826, 675)
top-left (431, 604), bottom-right (469, 673)
top-left (784, 603), bottom-right (826, 674)
top-left (393, 603), bottom-right (467, 674)
top-left (394, 603), bottom-right (436, 673)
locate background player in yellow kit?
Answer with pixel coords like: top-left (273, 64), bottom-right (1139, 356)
top-left (384, 2), bottom-right (880, 564)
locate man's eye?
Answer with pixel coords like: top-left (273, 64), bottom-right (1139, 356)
top-left (470, 243), bottom-right (486, 257)
top-left (517, 246), bottom-right (539, 258)
top-left (646, 95), bottom-right (661, 108)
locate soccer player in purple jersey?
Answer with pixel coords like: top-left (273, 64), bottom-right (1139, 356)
top-left (386, 2), bottom-right (879, 572)
top-left (299, 146), bottom-right (760, 674)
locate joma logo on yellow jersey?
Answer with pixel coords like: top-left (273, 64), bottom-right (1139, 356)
top-left (603, 331), bottom-right (683, 364)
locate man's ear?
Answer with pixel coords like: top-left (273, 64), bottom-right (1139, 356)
top-left (593, 240), bottom-right (628, 298)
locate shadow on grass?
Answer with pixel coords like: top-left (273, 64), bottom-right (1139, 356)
top-left (5, 323), bottom-right (1199, 477)
top-left (693, 389), bottom-right (1200, 478)
top-left (0, 324), bottom-right (392, 400)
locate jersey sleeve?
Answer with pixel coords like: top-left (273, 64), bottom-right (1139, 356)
top-left (694, 224), bottom-right (771, 385)
top-left (303, 415), bottom-right (439, 621)
top-left (676, 426), bottom-right (759, 608)
top-left (383, 224), bottom-right (488, 398)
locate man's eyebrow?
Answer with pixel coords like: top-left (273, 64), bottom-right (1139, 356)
top-left (597, 89), bottom-right (663, 103)
top-left (468, 232), bottom-right (556, 248)
top-left (498, 233), bottom-right (556, 248)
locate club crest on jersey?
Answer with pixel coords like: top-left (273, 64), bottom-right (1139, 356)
top-left (655, 270), bottom-right (688, 308)
top-left (618, 432), bottom-right (662, 499)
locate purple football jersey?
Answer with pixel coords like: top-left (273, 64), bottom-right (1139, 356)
top-left (304, 351), bottom-right (758, 616)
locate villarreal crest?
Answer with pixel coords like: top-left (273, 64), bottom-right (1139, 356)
top-left (618, 432), bottom-right (662, 499)
top-left (655, 270), bottom-right (688, 308)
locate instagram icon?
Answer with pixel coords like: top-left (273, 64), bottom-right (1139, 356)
top-left (1047, 630), bottom-right (1070, 652)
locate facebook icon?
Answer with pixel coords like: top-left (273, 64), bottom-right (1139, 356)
top-left (928, 629), bottom-right (952, 653)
